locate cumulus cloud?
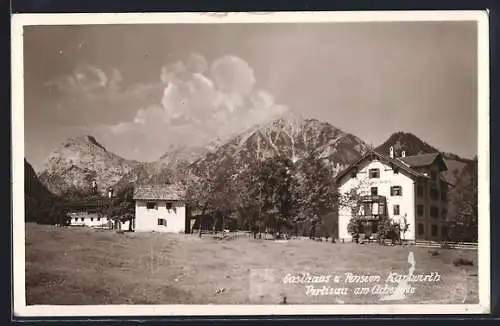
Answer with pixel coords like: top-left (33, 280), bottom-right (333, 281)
top-left (211, 55), bottom-right (256, 97)
top-left (85, 53), bottom-right (289, 160)
top-left (156, 53), bottom-right (287, 129)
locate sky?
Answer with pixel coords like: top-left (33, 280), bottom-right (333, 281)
top-left (23, 21), bottom-right (478, 172)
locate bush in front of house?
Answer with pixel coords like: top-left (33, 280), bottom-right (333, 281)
top-left (453, 257), bottom-right (474, 267)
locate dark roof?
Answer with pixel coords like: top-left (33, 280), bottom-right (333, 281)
top-left (61, 199), bottom-right (113, 212)
top-left (399, 153), bottom-right (444, 168)
top-left (133, 184), bottom-right (186, 201)
top-left (335, 150), bottom-right (429, 185)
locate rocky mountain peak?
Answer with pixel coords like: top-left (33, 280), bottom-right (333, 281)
top-left (62, 135), bottom-right (108, 152)
top-left (188, 115), bottom-right (369, 181)
top-left (38, 135), bottom-right (140, 197)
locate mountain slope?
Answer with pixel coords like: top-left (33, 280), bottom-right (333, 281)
top-left (375, 131), bottom-right (475, 186)
top-left (188, 112), bottom-right (369, 179)
top-left (25, 159), bottom-right (58, 222)
top-left (114, 143), bottom-right (218, 190)
top-left (375, 132), bottom-right (439, 157)
top-left (38, 135), bottom-right (141, 197)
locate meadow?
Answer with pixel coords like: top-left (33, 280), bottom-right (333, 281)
top-left (25, 223), bottom-right (478, 305)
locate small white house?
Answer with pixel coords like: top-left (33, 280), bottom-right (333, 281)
top-left (69, 212), bottom-right (110, 227)
top-left (133, 184), bottom-right (187, 233)
top-left (335, 147), bottom-right (451, 243)
top-left (66, 197), bottom-right (130, 230)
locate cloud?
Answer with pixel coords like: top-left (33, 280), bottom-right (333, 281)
top-left (81, 53), bottom-right (289, 160)
top-left (41, 64), bottom-right (164, 126)
top-left (156, 53), bottom-right (284, 128)
top-left (210, 55), bottom-right (256, 97)
top-left (45, 64), bottom-right (117, 94)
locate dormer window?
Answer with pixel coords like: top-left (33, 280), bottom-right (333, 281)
top-left (369, 168), bottom-right (380, 179)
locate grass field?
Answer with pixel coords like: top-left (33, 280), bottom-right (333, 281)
top-left (25, 223), bottom-right (478, 305)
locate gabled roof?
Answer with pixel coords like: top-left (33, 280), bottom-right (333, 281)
top-left (133, 184), bottom-right (186, 201)
top-left (335, 150), bottom-right (428, 185)
top-left (399, 152), bottom-right (448, 171)
top-left (335, 150), bottom-right (452, 187)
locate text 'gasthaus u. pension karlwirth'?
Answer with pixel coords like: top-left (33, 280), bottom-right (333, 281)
top-left (282, 272), bottom-right (441, 284)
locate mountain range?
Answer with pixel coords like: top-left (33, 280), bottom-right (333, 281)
top-left (27, 112), bottom-right (477, 209)
top-left (25, 159), bottom-right (58, 223)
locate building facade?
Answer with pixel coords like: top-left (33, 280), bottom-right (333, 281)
top-left (336, 147), bottom-right (451, 243)
top-left (63, 198), bottom-right (129, 230)
top-left (66, 198), bottom-right (132, 230)
top-left (133, 184), bottom-right (187, 233)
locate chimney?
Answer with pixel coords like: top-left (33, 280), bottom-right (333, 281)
top-left (389, 146), bottom-right (394, 159)
top-left (401, 151), bottom-right (406, 158)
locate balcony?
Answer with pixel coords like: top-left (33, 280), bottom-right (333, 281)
top-left (353, 195), bottom-right (388, 221)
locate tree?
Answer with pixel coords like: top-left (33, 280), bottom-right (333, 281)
top-left (347, 215), bottom-right (364, 243)
top-left (291, 150), bottom-right (338, 239)
top-left (448, 161), bottom-right (478, 242)
top-left (339, 181), bottom-right (369, 242)
top-left (254, 155), bottom-right (296, 237)
top-left (185, 160), bottom-right (239, 236)
top-left (105, 184), bottom-right (135, 231)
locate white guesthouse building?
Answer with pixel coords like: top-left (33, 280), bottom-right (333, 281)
top-left (336, 147), bottom-right (451, 243)
top-left (133, 184), bottom-right (188, 233)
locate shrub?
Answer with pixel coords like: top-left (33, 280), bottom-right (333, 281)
top-left (453, 257), bottom-right (474, 266)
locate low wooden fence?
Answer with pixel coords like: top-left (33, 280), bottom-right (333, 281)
top-left (414, 240), bottom-right (478, 250)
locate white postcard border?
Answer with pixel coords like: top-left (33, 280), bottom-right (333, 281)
top-left (11, 10), bottom-right (490, 317)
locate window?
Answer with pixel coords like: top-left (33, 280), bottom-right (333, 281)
top-left (441, 208), bottom-right (448, 219)
top-left (166, 202), bottom-right (173, 210)
top-left (418, 223), bottom-right (424, 236)
top-left (417, 205), bottom-right (424, 216)
top-left (390, 186), bottom-right (403, 196)
top-left (369, 168), bottom-right (380, 179)
top-left (431, 224), bottom-right (438, 237)
top-left (90, 217), bottom-right (94, 221)
top-left (74, 218), bottom-right (78, 222)
top-left (370, 187), bottom-right (378, 196)
top-left (441, 191), bottom-right (447, 202)
top-left (80, 218), bottom-right (84, 221)
top-left (97, 217), bottom-right (101, 221)
top-left (430, 206), bottom-right (439, 218)
top-left (441, 226), bottom-right (448, 238)
top-left (417, 185), bottom-right (424, 197)
top-left (430, 188), bottom-right (439, 201)
top-left (158, 218), bottom-right (167, 226)
top-left (393, 205), bottom-right (400, 215)
top-left (146, 202), bottom-right (157, 210)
